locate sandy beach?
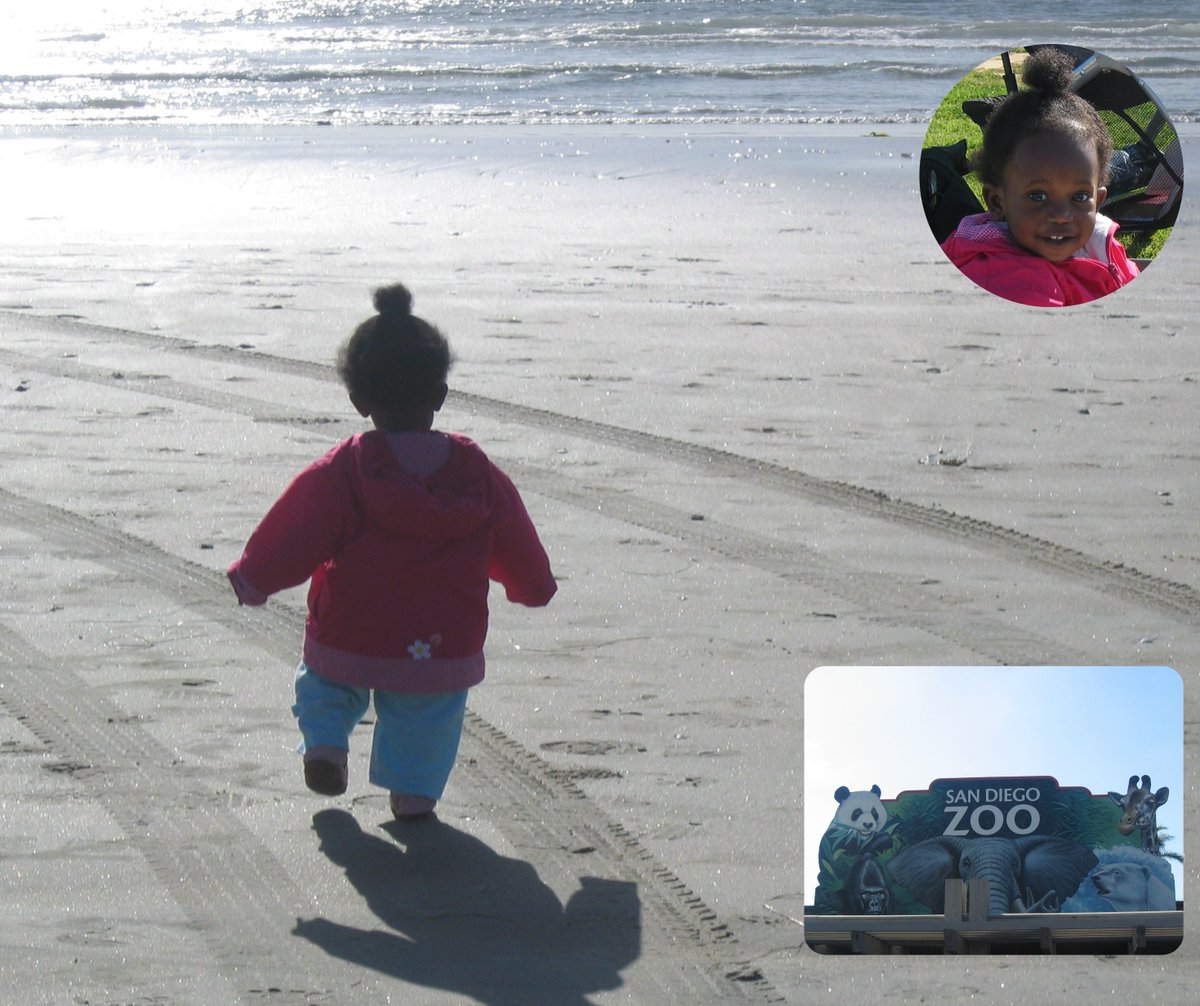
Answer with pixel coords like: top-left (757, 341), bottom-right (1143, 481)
top-left (1, 123), bottom-right (1197, 1003)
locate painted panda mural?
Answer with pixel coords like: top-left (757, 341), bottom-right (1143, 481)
top-left (830, 784), bottom-right (888, 839)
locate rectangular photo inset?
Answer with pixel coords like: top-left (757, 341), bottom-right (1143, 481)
top-left (803, 665), bottom-right (1182, 955)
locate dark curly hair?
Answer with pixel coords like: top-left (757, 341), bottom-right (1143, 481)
top-left (336, 282), bottom-right (453, 416)
top-left (973, 48), bottom-right (1112, 189)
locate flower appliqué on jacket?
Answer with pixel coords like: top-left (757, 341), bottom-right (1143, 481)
top-left (407, 634), bottom-right (442, 660)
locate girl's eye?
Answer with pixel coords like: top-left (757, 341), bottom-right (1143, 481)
top-left (1026, 191), bottom-right (1047, 202)
top-left (1072, 191), bottom-right (1093, 203)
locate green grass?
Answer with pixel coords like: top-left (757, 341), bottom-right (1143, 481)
top-left (924, 67), bottom-right (1008, 157)
top-left (1121, 226), bottom-right (1170, 260)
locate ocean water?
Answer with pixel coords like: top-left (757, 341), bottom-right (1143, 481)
top-left (1, 0), bottom-right (1198, 128)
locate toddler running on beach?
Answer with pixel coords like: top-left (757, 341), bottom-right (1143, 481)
top-left (940, 48), bottom-right (1139, 307)
top-left (228, 283), bottom-right (557, 818)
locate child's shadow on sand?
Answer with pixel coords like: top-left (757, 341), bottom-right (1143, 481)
top-left (295, 809), bottom-right (640, 1004)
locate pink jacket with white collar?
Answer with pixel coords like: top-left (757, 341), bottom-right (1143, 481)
top-left (941, 211), bottom-right (1139, 308)
top-left (228, 431), bottom-right (556, 693)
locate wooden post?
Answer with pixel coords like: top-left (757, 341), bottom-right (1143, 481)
top-left (967, 878), bottom-right (990, 922)
top-left (943, 878), bottom-right (967, 921)
top-left (943, 878), bottom-right (968, 955)
top-left (943, 928), bottom-right (968, 954)
top-left (851, 930), bottom-right (889, 955)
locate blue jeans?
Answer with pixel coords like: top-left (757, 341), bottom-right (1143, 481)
top-left (292, 663), bottom-right (467, 799)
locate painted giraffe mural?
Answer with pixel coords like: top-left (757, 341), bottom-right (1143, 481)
top-left (1108, 774), bottom-right (1169, 855)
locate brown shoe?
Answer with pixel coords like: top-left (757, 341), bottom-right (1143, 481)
top-left (303, 747), bottom-right (348, 796)
top-left (390, 793), bottom-right (437, 819)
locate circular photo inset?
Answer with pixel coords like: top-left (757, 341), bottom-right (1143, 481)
top-left (920, 44), bottom-right (1184, 308)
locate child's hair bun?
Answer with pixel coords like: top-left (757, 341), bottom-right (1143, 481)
top-left (373, 282), bottom-right (414, 317)
top-left (1022, 47), bottom-right (1074, 95)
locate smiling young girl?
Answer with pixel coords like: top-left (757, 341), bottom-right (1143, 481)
top-left (941, 48), bottom-right (1140, 307)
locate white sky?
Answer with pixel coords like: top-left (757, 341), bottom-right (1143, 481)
top-left (804, 665), bottom-right (1185, 904)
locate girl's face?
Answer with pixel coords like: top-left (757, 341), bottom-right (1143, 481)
top-left (983, 129), bottom-right (1107, 263)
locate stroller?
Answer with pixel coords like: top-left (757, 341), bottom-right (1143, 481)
top-left (920, 45), bottom-right (1184, 247)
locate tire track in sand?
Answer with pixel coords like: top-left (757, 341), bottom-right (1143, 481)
top-left (3, 315), bottom-right (1196, 622)
top-left (0, 340), bottom-right (1096, 666)
top-left (0, 489), bottom-right (777, 1003)
top-left (0, 619), bottom-right (334, 1004)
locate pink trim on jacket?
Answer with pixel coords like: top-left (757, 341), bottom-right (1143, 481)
top-left (301, 636), bottom-right (485, 692)
top-left (228, 431), bottom-right (556, 692)
top-left (940, 211), bottom-right (1140, 308)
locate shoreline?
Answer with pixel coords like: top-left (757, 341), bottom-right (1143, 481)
top-left (3, 119), bottom-right (1195, 137)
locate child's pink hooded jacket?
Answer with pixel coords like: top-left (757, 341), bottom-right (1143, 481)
top-left (941, 211), bottom-right (1139, 307)
top-left (228, 431), bottom-right (556, 693)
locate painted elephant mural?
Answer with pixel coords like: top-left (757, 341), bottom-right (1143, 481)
top-left (887, 834), bottom-right (1098, 917)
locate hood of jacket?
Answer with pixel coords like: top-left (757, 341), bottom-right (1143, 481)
top-left (947, 211), bottom-right (1119, 266)
top-left (941, 211), bottom-right (1137, 308)
top-left (344, 431), bottom-right (498, 542)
